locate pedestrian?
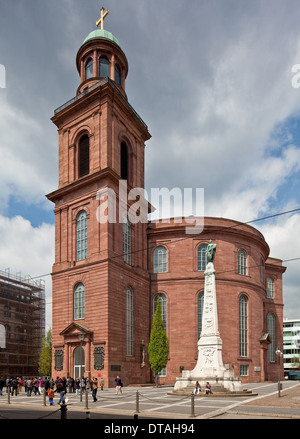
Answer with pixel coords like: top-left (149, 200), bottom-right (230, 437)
top-left (100, 377), bottom-right (104, 391)
top-left (70, 376), bottom-right (75, 393)
top-left (50, 377), bottom-right (54, 389)
top-left (18, 377), bottom-right (23, 393)
top-left (75, 378), bottom-right (80, 394)
top-left (44, 377), bottom-right (50, 393)
top-left (193, 381), bottom-right (201, 395)
top-left (80, 376), bottom-right (86, 393)
top-left (26, 378), bottom-right (32, 396)
top-left (47, 387), bottom-right (55, 406)
top-left (0, 377), bottom-right (5, 396)
top-left (38, 377), bottom-right (44, 394)
top-left (56, 377), bottom-right (67, 405)
top-left (6, 377), bottom-right (11, 394)
top-left (91, 377), bottom-right (98, 402)
top-left (205, 382), bottom-right (212, 395)
top-left (11, 377), bottom-right (18, 396)
top-left (33, 377), bottom-right (39, 395)
top-left (115, 375), bottom-right (123, 395)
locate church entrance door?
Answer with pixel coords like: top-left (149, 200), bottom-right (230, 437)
top-left (74, 346), bottom-right (85, 378)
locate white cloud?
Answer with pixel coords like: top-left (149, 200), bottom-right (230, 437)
top-left (0, 95), bottom-right (57, 212)
top-left (0, 215), bottom-right (54, 328)
top-left (259, 213), bottom-right (300, 319)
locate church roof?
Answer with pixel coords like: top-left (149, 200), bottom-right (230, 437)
top-left (82, 29), bottom-right (120, 47)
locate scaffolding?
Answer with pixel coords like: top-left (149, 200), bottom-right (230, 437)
top-left (0, 268), bottom-right (45, 378)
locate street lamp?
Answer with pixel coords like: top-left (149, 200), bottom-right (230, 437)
top-left (78, 332), bottom-right (85, 402)
top-left (275, 347), bottom-right (283, 397)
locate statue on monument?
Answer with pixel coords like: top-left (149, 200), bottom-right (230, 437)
top-left (206, 239), bottom-right (216, 263)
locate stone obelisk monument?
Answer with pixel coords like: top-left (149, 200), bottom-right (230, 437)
top-left (174, 240), bottom-right (242, 393)
top-left (191, 240), bottom-right (226, 377)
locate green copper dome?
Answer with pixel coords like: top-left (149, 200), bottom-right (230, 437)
top-left (82, 29), bottom-right (120, 47)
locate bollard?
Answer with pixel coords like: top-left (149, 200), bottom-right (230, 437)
top-left (85, 389), bottom-right (89, 410)
top-left (135, 390), bottom-right (140, 414)
top-left (190, 393), bottom-right (195, 417)
top-left (7, 389), bottom-right (10, 404)
top-left (43, 388), bottom-right (46, 406)
top-left (60, 400), bottom-right (67, 419)
top-left (86, 411), bottom-right (91, 419)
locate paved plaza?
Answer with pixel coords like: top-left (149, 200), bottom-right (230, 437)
top-left (0, 381), bottom-right (299, 420)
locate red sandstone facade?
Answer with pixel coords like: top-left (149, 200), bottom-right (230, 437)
top-left (148, 218), bottom-right (285, 384)
top-left (47, 25), bottom-right (285, 386)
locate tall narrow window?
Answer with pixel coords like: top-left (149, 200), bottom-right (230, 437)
top-left (260, 259), bottom-right (265, 283)
top-left (123, 217), bottom-right (131, 264)
top-left (99, 56), bottom-right (109, 77)
top-left (154, 246), bottom-right (167, 273)
top-left (268, 314), bottom-right (276, 362)
top-left (198, 292), bottom-right (204, 339)
top-left (120, 142), bottom-right (128, 180)
top-left (77, 211), bottom-right (87, 261)
top-left (115, 64), bottom-right (121, 85)
top-left (85, 58), bottom-right (93, 79)
top-left (197, 244), bottom-right (208, 271)
top-left (153, 294), bottom-right (167, 330)
top-left (126, 287), bottom-right (133, 356)
top-left (74, 283), bottom-right (85, 320)
top-left (78, 135), bottom-right (89, 178)
top-left (238, 249), bottom-right (247, 275)
top-left (153, 293), bottom-right (167, 376)
top-left (239, 295), bottom-right (248, 357)
top-left (267, 278), bottom-right (274, 298)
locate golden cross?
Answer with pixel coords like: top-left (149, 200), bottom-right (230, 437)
top-left (96, 7), bottom-right (109, 30)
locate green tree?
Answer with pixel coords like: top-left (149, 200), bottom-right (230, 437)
top-left (148, 297), bottom-right (169, 387)
top-left (38, 328), bottom-right (52, 376)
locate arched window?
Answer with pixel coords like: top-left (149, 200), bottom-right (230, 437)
top-left (197, 244), bottom-right (208, 271)
top-left (126, 287), bottom-right (133, 356)
top-left (238, 249), bottom-right (247, 275)
top-left (239, 295), bottom-right (248, 357)
top-left (76, 211), bottom-right (87, 261)
top-left (78, 135), bottom-right (89, 178)
top-left (154, 246), bottom-right (167, 273)
top-left (74, 283), bottom-right (85, 320)
top-left (115, 64), bottom-right (121, 85)
top-left (85, 58), bottom-right (93, 80)
top-left (198, 292), bottom-right (204, 339)
top-left (99, 56), bottom-right (109, 77)
top-left (120, 142), bottom-right (128, 180)
top-left (267, 278), bottom-right (274, 298)
top-left (123, 216), bottom-right (131, 264)
top-left (268, 314), bottom-right (276, 362)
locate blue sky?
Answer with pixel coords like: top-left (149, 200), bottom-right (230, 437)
top-left (0, 0), bottom-right (300, 327)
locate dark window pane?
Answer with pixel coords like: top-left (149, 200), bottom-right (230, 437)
top-left (99, 56), bottom-right (109, 77)
top-left (79, 135), bottom-right (89, 177)
top-left (121, 142), bottom-right (128, 180)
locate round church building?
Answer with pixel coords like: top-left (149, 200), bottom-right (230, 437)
top-left (147, 216), bottom-right (285, 384)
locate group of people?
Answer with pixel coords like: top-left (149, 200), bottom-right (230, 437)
top-left (0, 377), bottom-right (45, 396)
top-left (193, 381), bottom-right (212, 395)
top-left (0, 375), bottom-right (105, 405)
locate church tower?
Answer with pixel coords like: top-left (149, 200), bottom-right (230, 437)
top-left (47, 9), bottom-right (151, 385)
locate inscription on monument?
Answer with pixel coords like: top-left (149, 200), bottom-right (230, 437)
top-left (94, 346), bottom-right (105, 370)
top-left (54, 349), bottom-right (64, 371)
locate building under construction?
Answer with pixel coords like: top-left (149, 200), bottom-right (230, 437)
top-left (0, 269), bottom-right (45, 378)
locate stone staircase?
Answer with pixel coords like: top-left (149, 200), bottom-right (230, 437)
top-left (170, 383), bottom-right (257, 397)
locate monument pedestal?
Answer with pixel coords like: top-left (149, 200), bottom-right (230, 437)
top-left (174, 261), bottom-right (243, 394)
